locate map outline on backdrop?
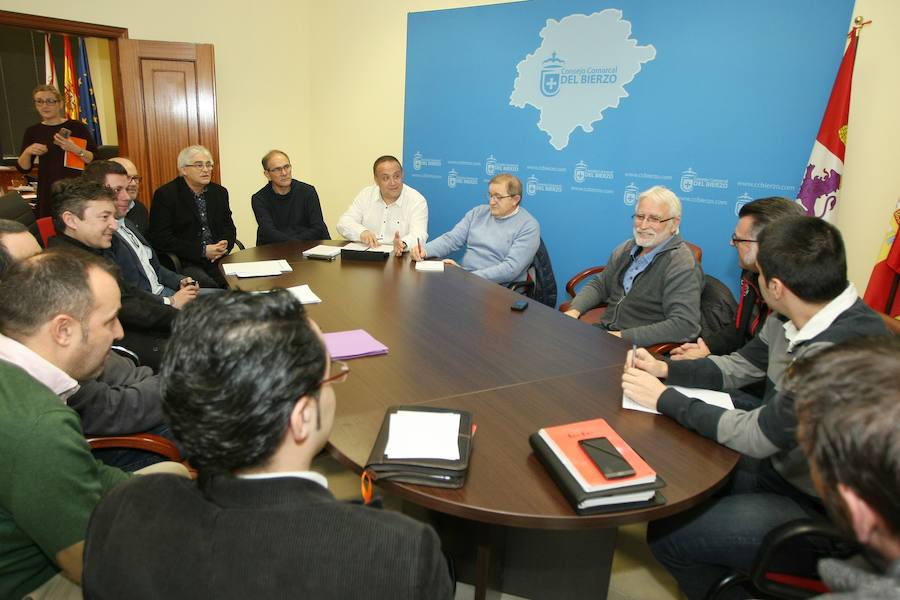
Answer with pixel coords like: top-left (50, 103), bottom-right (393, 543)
top-left (403, 0), bottom-right (854, 304)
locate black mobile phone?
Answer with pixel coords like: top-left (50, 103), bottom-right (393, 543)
top-left (511, 299), bottom-right (529, 311)
top-left (59, 127), bottom-right (72, 139)
top-left (578, 437), bottom-right (635, 479)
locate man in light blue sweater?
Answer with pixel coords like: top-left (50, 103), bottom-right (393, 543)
top-left (412, 173), bottom-right (540, 284)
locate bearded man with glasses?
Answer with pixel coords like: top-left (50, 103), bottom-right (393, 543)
top-left (150, 145), bottom-right (237, 288)
top-left (564, 185), bottom-right (703, 347)
top-left (251, 149), bottom-right (330, 245)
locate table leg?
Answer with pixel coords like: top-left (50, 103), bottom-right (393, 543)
top-left (432, 512), bottom-right (618, 599)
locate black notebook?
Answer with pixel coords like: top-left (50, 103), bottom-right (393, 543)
top-left (529, 432), bottom-right (666, 515)
top-left (364, 406), bottom-right (473, 488)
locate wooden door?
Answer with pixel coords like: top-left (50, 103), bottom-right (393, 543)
top-left (116, 39), bottom-right (218, 210)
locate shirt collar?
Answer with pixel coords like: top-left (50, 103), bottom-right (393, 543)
top-left (783, 283), bottom-right (859, 351)
top-left (495, 206), bottom-right (520, 220)
top-left (0, 333), bottom-right (79, 401)
top-left (236, 470), bottom-right (328, 489)
top-left (379, 185), bottom-right (405, 208)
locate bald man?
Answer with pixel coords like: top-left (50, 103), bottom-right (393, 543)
top-left (110, 157), bottom-right (150, 237)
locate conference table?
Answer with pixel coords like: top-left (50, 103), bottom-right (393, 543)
top-left (220, 240), bottom-right (739, 600)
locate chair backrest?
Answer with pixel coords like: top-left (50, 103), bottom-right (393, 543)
top-left (699, 275), bottom-right (737, 341)
top-left (35, 217), bottom-right (56, 248)
top-left (0, 191), bottom-right (35, 226)
top-left (529, 238), bottom-right (557, 307)
top-left (685, 241), bottom-right (702, 264)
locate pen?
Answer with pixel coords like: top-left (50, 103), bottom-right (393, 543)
top-left (631, 343), bottom-right (637, 369)
top-left (416, 237), bottom-right (422, 256)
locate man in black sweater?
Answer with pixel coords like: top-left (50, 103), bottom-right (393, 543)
top-left (83, 291), bottom-right (454, 599)
top-left (251, 149), bottom-right (330, 245)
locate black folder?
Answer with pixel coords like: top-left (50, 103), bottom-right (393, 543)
top-left (341, 248), bottom-right (389, 261)
top-left (529, 432), bottom-right (666, 515)
top-left (364, 406), bottom-right (473, 488)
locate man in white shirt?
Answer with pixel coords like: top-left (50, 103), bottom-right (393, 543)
top-left (336, 155), bottom-right (428, 251)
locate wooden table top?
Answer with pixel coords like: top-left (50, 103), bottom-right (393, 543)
top-left (221, 241), bottom-right (738, 529)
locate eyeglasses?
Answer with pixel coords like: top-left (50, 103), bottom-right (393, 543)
top-left (730, 235), bottom-right (758, 245)
top-left (632, 213), bottom-right (675, 225)
top-left (127, 175), bottom-right (143, 183)
top-left (186, 162), bottom-right (214, 171)
top-left (488, 194), bottom-right (514, 201)
top-left (34, 98), bottom-right (59, 105)
top-left (317, 360), bottom-right (350, 388)
top-left (266, 164), bottom-right (291, 174)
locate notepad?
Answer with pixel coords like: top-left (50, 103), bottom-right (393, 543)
top-left (222, 259), bottom-right (292, 277)
top-left (302, 245), bottom-right (341, 259)
top-left (384, 410), bottom-right (461, 460)
top-left (415, 261), bottom-right (444, 272)
top-left (623, 385), bottom-right (735, 414)
top-left (322, 329), bottom-right (388, 359)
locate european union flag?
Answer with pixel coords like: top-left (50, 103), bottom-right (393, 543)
top-left (76, 37), bottom-right (103, 145)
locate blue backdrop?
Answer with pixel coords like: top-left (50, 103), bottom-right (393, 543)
top-left (403, 0), bottom-right (854, 303)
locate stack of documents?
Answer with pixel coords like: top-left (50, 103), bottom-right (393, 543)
top-left (322, 329), bottom-right (388, 359)
top-left (222, 259), bottom-right (292, 278)
top-left (302, 245), bottom-right (342, 260)
top-left (342, 242), bottom-right (394, 253)
top-left (530, 418), bottom-right (666, 514)
top-left (250, 284), bottom-right (321, 304)
top-left (415, 260), bottom-right (444, 272)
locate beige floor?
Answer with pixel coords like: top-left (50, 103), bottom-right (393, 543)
top-left (313, 453), bottom-right (682, 600)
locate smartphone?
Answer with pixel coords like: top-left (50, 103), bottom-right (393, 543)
top-left (578, 437), bottom-right (635, 479)
top-left (59, 127), bottom-right (72, 139)
top-left (511, 299), bottom-right (529, 311)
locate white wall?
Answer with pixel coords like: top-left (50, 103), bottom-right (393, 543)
top-left (2, 0), bottom-right (895, 292)
top-left (835, 0), bottom-right (900, 292)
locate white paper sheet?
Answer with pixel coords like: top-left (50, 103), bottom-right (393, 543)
top-left (623, 385), bottom-right (735, 415)
top-left (415, 261), bottom-right (445, 272)
top-left (222, 259), bottom-right (292, 277)
top-left (342, 242), bottom-right (393, 253)
top-left (384, 410), bottom-right (461, 460)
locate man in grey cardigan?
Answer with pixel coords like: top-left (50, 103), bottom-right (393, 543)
top-left (564, 185), bottom-right (702, 346)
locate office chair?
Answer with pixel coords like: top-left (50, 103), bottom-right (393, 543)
top-left (508, 237), bottom-right (557, 307)
top-left (705, 519), bottom-right (859, 600)
top-left (558, 241), bottom-right (703, 353)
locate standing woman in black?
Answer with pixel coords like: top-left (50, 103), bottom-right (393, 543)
top-left (17, 84), bottom-right (97, 218)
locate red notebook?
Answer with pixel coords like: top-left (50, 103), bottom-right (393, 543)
top-left (63, 137), bottom-right (88, 170)
top-left (538, 418), bottom-right (655, 493)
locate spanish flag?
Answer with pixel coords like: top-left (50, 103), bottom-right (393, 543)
top-left (62, 35), bottom-right (80, 121)
top-left (863, 203), bottom-right (900, 317)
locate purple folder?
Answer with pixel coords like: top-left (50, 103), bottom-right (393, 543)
top-left (322, 330), bottom-right (389, 360)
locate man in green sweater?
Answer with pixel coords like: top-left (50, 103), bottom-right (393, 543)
top-left (0, 249), bottom-right (183, 599)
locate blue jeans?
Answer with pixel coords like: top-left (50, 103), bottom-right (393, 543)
top-left (648, 457), bottom-right (824, 600)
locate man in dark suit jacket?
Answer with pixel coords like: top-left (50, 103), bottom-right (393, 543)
top-left (85, 159), bottom-right (199, 310)
top-left (149, 145), bottom-right (236, 288)
top-left (83, 291), bottom-right (454, 599)
top-left (49, 178), bottom-right (175, 370)
top-left (110, 157), bottom-right (149, 237)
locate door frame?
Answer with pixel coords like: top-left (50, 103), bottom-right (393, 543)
top-left (0, 10), bottom-right (131, 154)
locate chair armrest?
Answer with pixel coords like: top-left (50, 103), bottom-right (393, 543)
top-left (508, 280), bottom-right (535, 296)
top-left (565, 265), bottom-right (606, 299)
top-left (647, 342), bottom-right (681, 355)
top-left (88, 433), bottom-right (182, 462)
